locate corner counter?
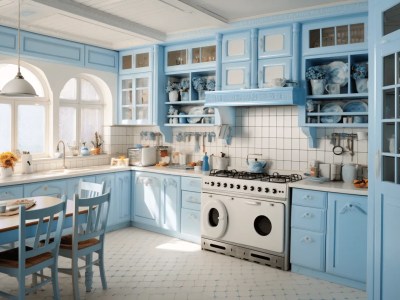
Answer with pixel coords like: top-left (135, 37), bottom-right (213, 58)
top-left (289, 180), bottom-right (368, 196)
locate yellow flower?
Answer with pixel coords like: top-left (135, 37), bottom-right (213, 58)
top-left (0, 152), bottom-right (18, 170)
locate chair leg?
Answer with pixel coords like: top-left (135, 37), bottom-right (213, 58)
top-left (85, 254), bottom-right (93, 292)
top-left (51, 264), bottom-right (60, 299)
top-left (18, 277), bottom-right (25, 300)
top-left (72, 255), bottom-right (80, 300)
top-left (98, 249), bottom-right (108, 290)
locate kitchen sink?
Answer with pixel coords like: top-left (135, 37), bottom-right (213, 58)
top-left (40, 168), bottom-right (93, 175)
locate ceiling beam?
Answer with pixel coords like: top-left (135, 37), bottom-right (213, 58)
top-left (30, 0), bottom-right (166, 42)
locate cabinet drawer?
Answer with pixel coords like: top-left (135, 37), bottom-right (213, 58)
top-left (292, 189), bottom-right (327, 208)
top-left (291, 205), bottom-right (326, 232)
top-left (181, 208), bottom-right (200, 237)
top-left (181, 177), bottom-right (201, 193)
top-left (182, 191), bottom-right (201, 211)
top-left (0, 185), bottom-right (24, 200)
top-left (290, 228), bottom-right (325, 271)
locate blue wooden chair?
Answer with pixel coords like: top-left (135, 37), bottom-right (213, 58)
top-left (58, 191), bottom-right (111, 300)
top-left (77, 180), bottom-right (105, 198)
top-left (0, 199), bottom-right (67, 299)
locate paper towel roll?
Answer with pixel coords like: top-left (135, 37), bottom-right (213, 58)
top-left (21, 154), bottom-right (33, 174)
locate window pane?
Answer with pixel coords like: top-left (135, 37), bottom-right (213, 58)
top-left (0, 64), bottom-right (44, 97)
top-left (0, 104), bottom-right (12, 152)
top-left (81, 78), bottom-right (99, 101)
top-left (60, 78), bottom-right (77, 100)
top-left (59, 106), bottom-right (76, 146)
top-left (18, 105), bottom-right (45, 153)
top-left (81, 108), bottom-right (102, 145)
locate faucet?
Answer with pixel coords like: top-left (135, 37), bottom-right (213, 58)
top-left (56, 140), bottom-right (67, 169)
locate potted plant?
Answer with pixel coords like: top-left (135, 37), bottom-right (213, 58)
top-left (91, 132), bottom-right (103, 155)
top-left (0, 151), bottom-right (18, 178)
top-left (206, 78), bottom-right (216, 91)
top-left (166, 80), bottom-right (179, 102)
top-left (305, 65), bottom-right (327, 95)
top-left (179, 79), bottom-right (190, 101)
top-left (192, 76), bottom-right (206, 100)
top-left (351, 63), bottom-right (368, 93)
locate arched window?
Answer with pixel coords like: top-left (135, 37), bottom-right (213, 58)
top-left (0, 64), bottom-right (48, 156)
top-left (59, 76), bottom-right (103, 148)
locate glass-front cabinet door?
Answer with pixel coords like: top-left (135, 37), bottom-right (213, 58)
top-left (119, 47), bottom-right (153, 74)
top-left (120, 73), bottom-right (152, 125)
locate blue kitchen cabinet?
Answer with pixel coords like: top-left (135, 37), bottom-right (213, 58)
top-left (221, 31), bottom-right (251, 63)
top-left (291, 188), bottom-right (367, 290)
top-left (291, 189), bottom-right (327, 271)
top-left (24, 180), bottom-right (67, 198)
top-left (115, 171), bottom-right (131, 224)
top-left (160, 175), bottom-right (180, 232)
top-left (326, 193), bottom-right (367, 284)
top-left (258, 58), bottom-right (292, 88)
top-left (221, 61), bottom-right (251, 90)
top-left (180, 176), bottom-right (201, 243)
top-left (65, 175), bottom-right (96, 200)
top-left (95, 173), bottom-right (117, 229)
top-left (0, 185), bottom-right (24, 200)
top-left (368, 1), bottom-right (400, 299)
top-left (258, 25), bottom-right (292, 59)
top-left (120, 46), bottom-right (153, 74)
top-left (133, 171), bottom-right (180, 233)
top-left (133, 172), bottom-right (161, 227)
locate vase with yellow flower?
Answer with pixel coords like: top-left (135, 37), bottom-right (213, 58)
top-left (0, 151), bottom-right (18, 178)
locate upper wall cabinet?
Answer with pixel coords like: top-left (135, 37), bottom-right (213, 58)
top-left (119, 47), bottom-right (153, 74)
top-left (302, 16), bottom-right (367, 56)
top-left (164, 41), bottom-right (216, 73)
top-left (221, 31), bottom-right (251, 63)
top-left (258, 26), bottom-right (292, 59)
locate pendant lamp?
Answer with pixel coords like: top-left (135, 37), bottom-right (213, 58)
top-left (1, 0), bottom-right (37, 97)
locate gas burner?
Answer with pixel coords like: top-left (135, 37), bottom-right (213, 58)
top-left (209, 169), bottom-right (239, 177)
top-left (261, 172), bottom-right (302, 183)
top-left (236, 171), bottom-right (269, 180)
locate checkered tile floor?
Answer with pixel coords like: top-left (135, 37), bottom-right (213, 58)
top-left (0, 227), bottom-right (367, 299)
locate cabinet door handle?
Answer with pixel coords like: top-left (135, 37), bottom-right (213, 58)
top-left (186, 199), bottom-right (200, 204)
top-left (375, 150), bottom-right (380, 178)
top-left (339, 203), bottom-right (367, 215)
top-left (190, 213), bottom-right (198, 220)
top-left (301, 236), bottom-right (313, 244)
top-left (302, 212), bottom-right (313, 218)
top-left (245, 200), bottom-right (261, 206)
top-left (302, 195), bottom-right (312, 201)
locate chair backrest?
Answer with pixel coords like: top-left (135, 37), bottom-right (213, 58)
top-left (19, 199), bottom-right (67, 268)
top-left (78, 180), bottom-right (105, 199)
top-left (72, 191), bottom-right (111, 245)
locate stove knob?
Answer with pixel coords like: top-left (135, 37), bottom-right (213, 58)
top-left (223, 183), bottom-right (227, 188)
top-left (217, 182), bottom-right (221, 187)
top-left (236, 184), bottom-right (241, 189)
top-left (258, 187), bottom-right (262, 192)
top-left (265, 187), bottom-right (270, 193)
top-left (243, 185), bottom-right (247, 190)
top-left (273, 188), bottom-right (277, 194)
top-left (230, 184), bottom-right (234, 189)
top-left (250, 186), bottom-right (255, 191)
top-left (211, 182), bottom-right (215, 186)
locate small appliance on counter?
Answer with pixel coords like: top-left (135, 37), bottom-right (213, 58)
top-left (127, 146), bottom-right (157, 166)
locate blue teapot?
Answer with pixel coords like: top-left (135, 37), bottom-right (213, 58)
top-left (80, 142), bottom-right (90, 156)
top-left (246, 154), bottom-right (267, 173)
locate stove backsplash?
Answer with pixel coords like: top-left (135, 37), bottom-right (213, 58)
top-left (104, 106), bottom-right (368, 173)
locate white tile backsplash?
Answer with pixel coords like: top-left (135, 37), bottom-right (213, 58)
top-left (99, 106), bottom-right (369, 174)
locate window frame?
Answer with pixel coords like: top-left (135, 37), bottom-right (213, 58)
top-left (59, 76), bottom-right (104, 148)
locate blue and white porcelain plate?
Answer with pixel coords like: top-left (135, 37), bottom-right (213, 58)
top-left (320, 103), bottom-right (342, 123)
top-left (327, 61), bottom-right (348, 87)
top-left (343, 100), bottom-right (368, 123)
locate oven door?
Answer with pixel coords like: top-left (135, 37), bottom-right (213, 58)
top-left (227, 197), bottom-right (285, 253)
top-left (201, 194), bottom-right (228, 239)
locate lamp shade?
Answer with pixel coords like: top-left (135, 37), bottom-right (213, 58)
top-left (1, 71), bottom-right (37, 96)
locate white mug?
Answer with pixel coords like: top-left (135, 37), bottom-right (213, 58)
top-left (325, 83), bottom-right (340, 94)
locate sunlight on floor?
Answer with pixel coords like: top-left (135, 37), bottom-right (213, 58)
top-left (155, 238), bottom-right (201, 252)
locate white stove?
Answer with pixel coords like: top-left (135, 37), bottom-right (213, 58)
top-left (201, 170), bottom-right (302, 270)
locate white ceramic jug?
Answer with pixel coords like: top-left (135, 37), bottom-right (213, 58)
top-left (342, 163), bottom-right (357, 183)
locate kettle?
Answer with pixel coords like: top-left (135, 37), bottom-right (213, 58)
top-left (212, 153), bottom-right (229, 170)
top-left (246, 154), bottom-right (267, 173)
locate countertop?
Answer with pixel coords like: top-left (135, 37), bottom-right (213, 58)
top-left (289, 179), bottom-right (368, 196)
top-left (0, 165), bottom-right (204, 187)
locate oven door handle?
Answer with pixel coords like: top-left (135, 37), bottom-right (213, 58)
top-left (245, 200), bottom-right (261, 206)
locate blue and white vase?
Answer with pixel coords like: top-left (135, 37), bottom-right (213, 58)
top-left (355, 78), bottom-right (368, 93)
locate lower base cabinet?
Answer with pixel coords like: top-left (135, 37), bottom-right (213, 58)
top-left (180, 176), bottom-right (202, 242)
top-left (290, 188), bottom-right (367, 290)
top-left (132, 171), bottom-right (180, 233)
